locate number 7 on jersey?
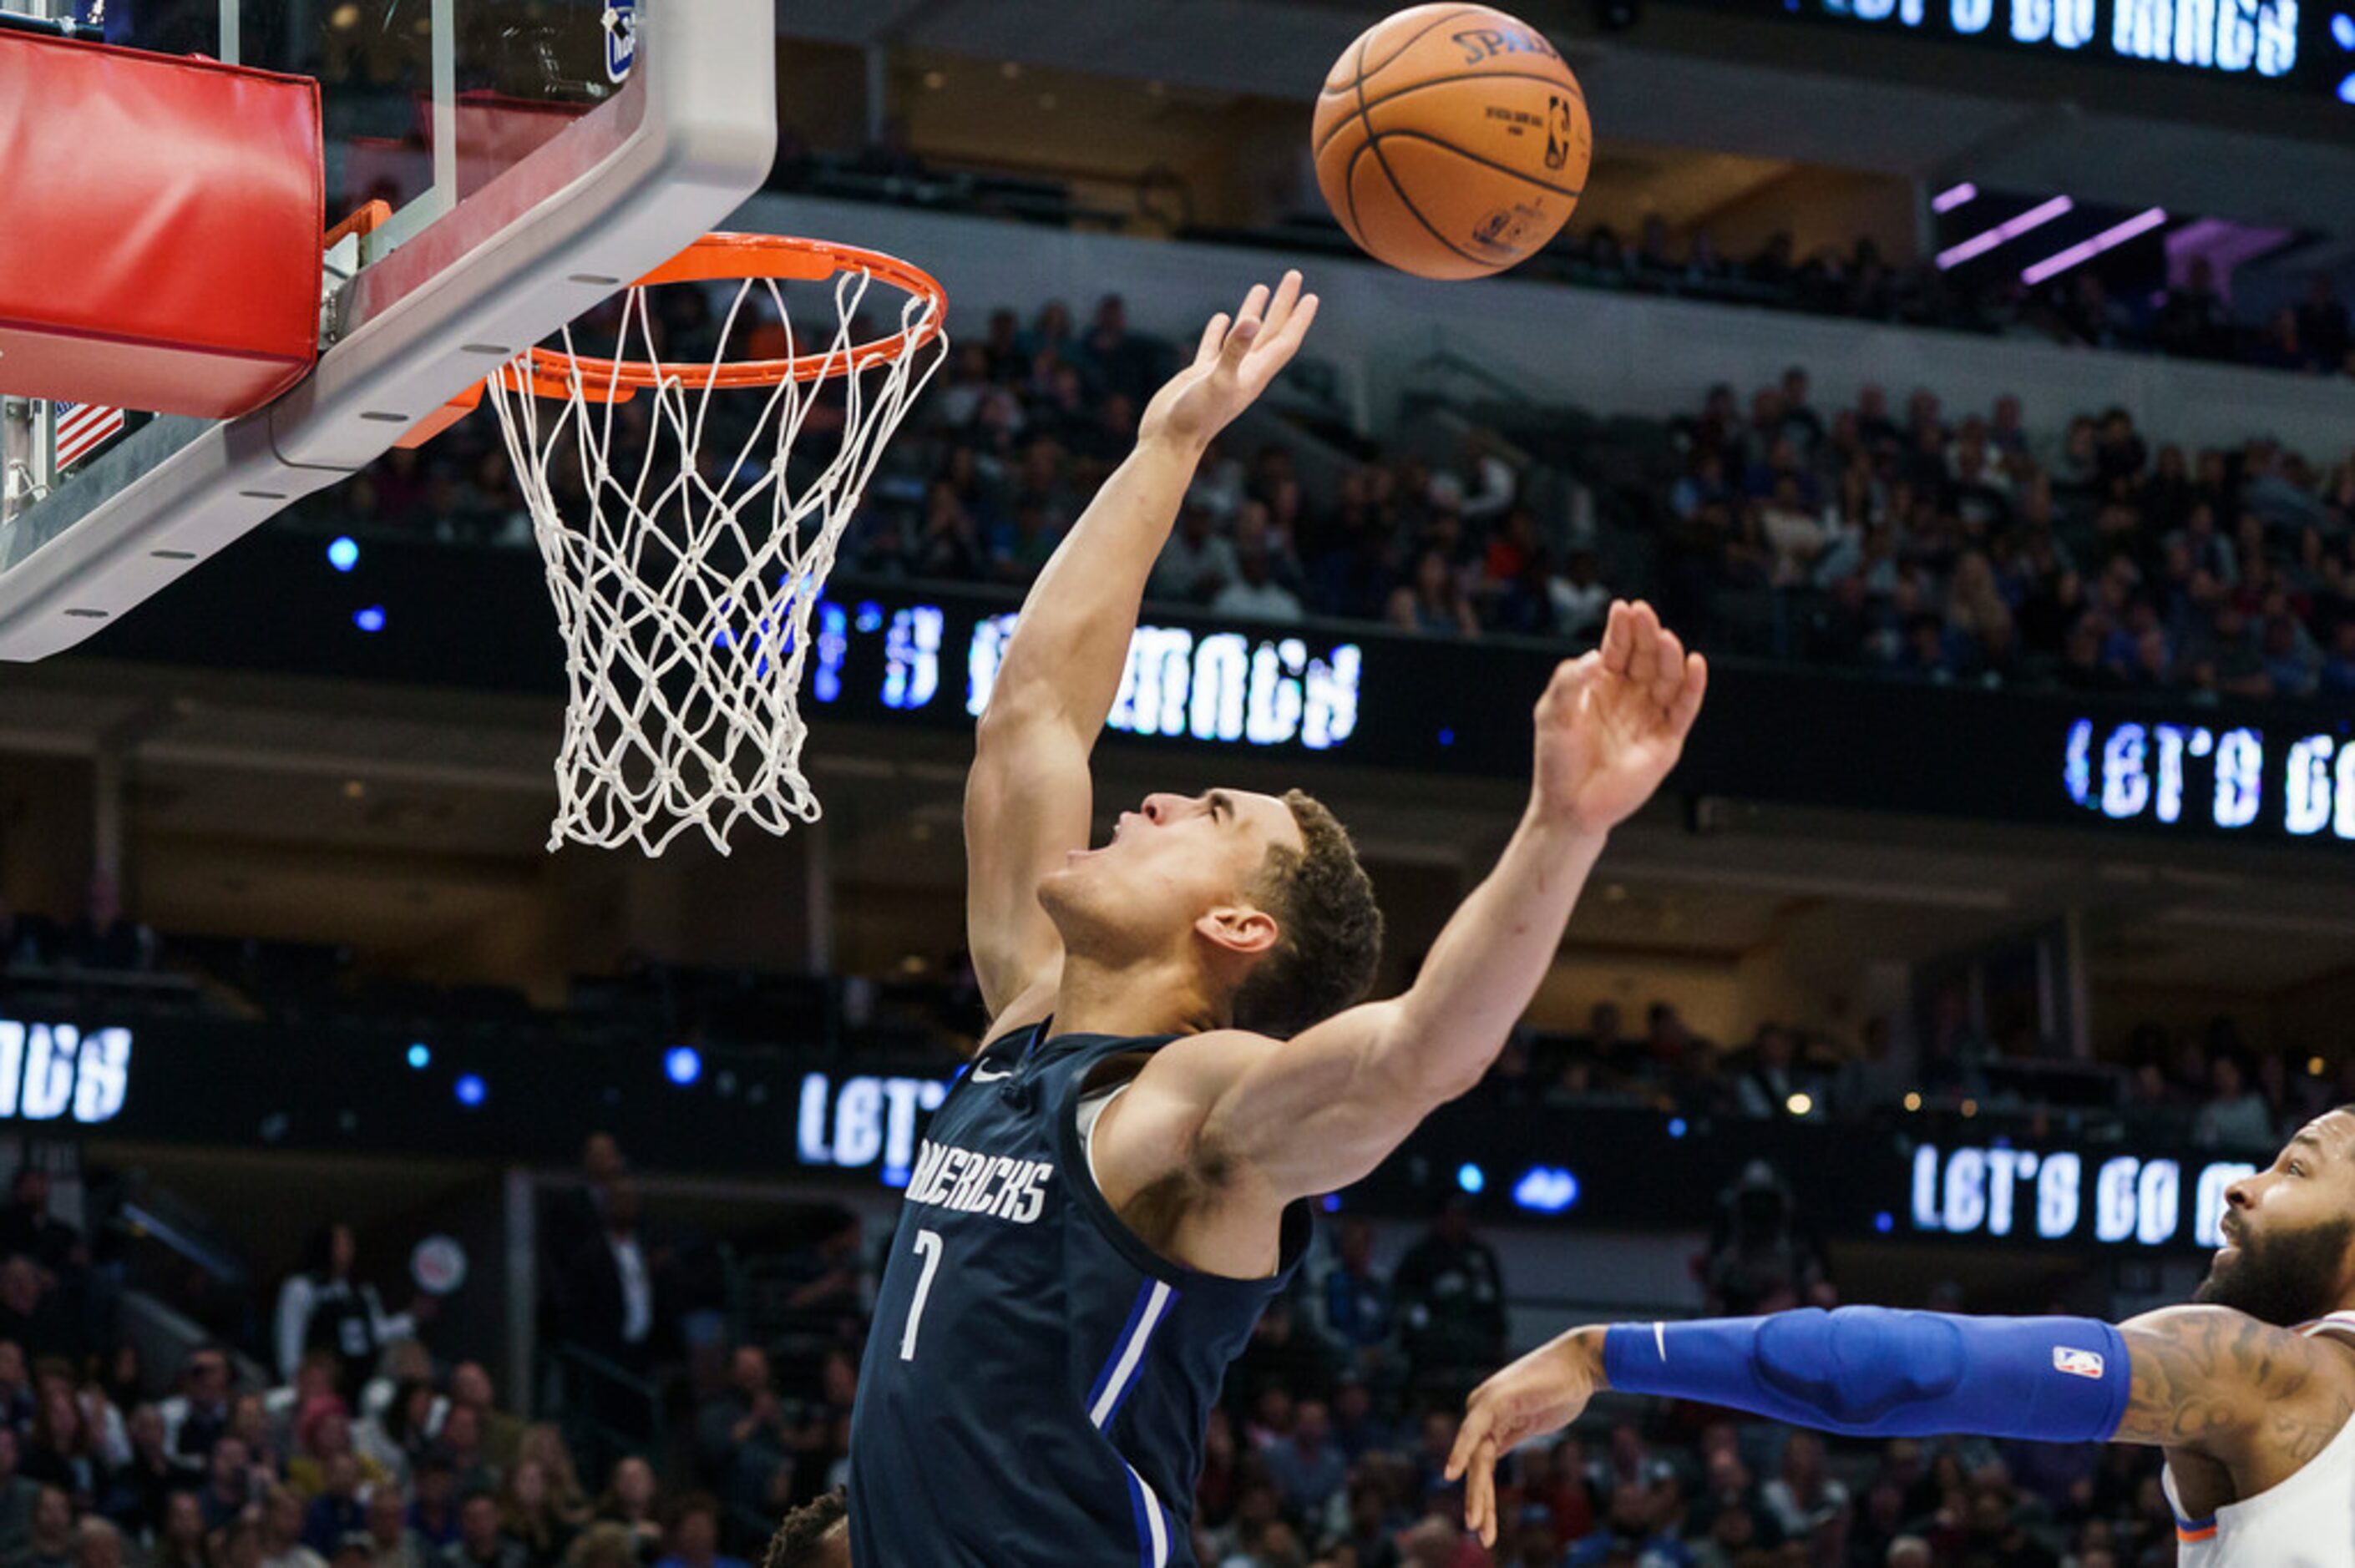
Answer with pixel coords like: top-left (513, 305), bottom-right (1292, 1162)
top-left (899, 1228), bottom-right (945, 1362)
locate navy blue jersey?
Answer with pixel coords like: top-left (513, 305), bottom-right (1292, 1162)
top-left (848, 1024), bottom-right (1309, 1566)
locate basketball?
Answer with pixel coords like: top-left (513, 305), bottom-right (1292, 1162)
top-left (1313, 4), bottom-right (1591, 281)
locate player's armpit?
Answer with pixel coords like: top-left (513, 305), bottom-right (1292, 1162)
top-left (2114, 1305), bottom-right (2335, 1459)
top-left (1183, 999), bottom-right (1451, 1202)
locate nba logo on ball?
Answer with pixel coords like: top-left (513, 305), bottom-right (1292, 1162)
top-left (604, 0), bottom-right (637, 83)
top-left (1545, 96), bottom-right (1576, 171)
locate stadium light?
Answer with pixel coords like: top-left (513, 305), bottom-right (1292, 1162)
top-left (1512, 1166), bottom-right (1581, 1214)
top-left (1936, 195), bottom-right (2074, 270)
top-left (2020, 208), bottom-right (2168, 286)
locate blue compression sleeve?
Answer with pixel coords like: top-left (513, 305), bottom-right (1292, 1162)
top-left (1602, 1308), bottom-right (2131, 1442)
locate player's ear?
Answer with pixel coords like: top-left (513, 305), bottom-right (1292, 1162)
top-left (1195, 904), bottom-right (1279, 959)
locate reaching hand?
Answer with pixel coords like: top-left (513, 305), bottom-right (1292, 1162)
top-left (1445, 1331), bottom-right (1606, 1547)
top-left (1138, 271), bottom-right (1320, 452)
top-left (1529, 600), bottom-right (1708, 835)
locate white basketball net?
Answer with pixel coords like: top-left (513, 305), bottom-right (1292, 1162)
top-left (485, 261), bottom-right (947, 856)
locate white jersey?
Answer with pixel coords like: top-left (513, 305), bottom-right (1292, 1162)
top-left (2164, 1311), bottom-right (2355, 1567)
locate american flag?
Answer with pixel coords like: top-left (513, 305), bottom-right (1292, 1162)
top-left (53, 401), bottom-right (125, 468)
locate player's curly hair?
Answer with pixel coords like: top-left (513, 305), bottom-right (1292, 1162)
top-left (1232, 789), bottom-right (1384, 1039)
top-left (761, 1490), bottom-right (848, 1568)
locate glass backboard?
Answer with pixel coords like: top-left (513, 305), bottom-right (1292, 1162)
top-left (108, 0), bottom-right (634, 246)
top-left (0, 0), bottom-right (772, 660)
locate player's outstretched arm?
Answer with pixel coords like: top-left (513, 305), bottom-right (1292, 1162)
top-left (1442, 1302), bottom-right (2340, 1546)
top-left (964, 275), bottom-right (1319, 1027)
top-left (1188, 603), bottom-right (1704, 1199)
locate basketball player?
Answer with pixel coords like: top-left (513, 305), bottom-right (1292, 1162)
top-left (844, 269), bottom-right (1708, 1566)
top-left (1446, 1110), bottom-right (2355, 1565)
top-left (762, 1494), bottom-right (847, 1568)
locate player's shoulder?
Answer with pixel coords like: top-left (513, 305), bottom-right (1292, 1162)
top-left (1130, 1027), bottom-right (1284, 1097)
top-left (2121, 1304), bottom-right (2355, 1396)
top-left (2121, 1302), bottom-right (2293, 1343)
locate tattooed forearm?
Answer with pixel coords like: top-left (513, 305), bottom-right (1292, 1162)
top-left (2114, 1307), bottom-right (2325, 1454)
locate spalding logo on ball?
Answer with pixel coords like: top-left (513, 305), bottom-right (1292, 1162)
top-left (1314, 3), bottom-right (1592, 281)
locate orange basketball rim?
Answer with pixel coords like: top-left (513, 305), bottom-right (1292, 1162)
top-left (402, 233), bottom-right (950, 447)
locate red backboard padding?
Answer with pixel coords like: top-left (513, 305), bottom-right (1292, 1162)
top-left (0, 32), bottom-right (322, 420)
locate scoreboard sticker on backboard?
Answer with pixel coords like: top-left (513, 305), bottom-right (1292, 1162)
top-left (605, 0), bottom-right (637, 82)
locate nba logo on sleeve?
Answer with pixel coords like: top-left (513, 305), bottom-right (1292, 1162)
top-left (604, 0), bottom-right (637, 83)
top-left (2053, 1346), bottom-right (2106, 1379)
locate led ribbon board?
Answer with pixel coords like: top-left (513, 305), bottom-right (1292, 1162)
top-left (1911, 1140), bottom-right (2252, 1248)
top-left (2066, 717), bottom-right (2355, 839)
top-left (810, 600), bottom-right (1364, 756)
top-left (1684, 0), bottom-right (2337, 94)
top-left (0, 1017), bottom-right (132, 1125)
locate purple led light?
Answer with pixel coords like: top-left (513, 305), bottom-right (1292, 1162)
top-left (1936, 195), bottom-right (2075, 270)
top-left (2020, 208), bottom-right (2169, 286)
top-left (1932, 181), bottom-right (1978, 214)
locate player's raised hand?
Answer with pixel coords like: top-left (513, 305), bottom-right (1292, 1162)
top-left (1139, 271), bottom-right (1319, 452)
top-left (1528, 599), bottom-right (1707, 836)
top-left (1445, 1332), bottom-right (1607, 1548)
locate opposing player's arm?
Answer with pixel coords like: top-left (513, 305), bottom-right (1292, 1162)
top-left (965, 274), bottom-right (1319, 1027)
top-left (1441, 1302), bottom-right (2347, 1545)
top-left (1192, 604), bottom-right (1705, 1201)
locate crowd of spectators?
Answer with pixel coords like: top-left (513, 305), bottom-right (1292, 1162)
top-left (0, 1318), bottom-right (789, 1568)
top-left (0, 1135), bottom-right (854, 1568)
top-left (1473, 995), bottom-right (2355, 1152)
top-left (291, 271), bottom-right (2355, 706)
top-left (0, 1129), bottom-right (2192, 1568)
top-left (1194, 1377), bottom-right (2185, 1566)
top-left (725, 1186), bottom-right (2181, 1567)
top-left (0, 883), bottom-right (2299, 1568)
top-left (1661, 367), bottom-right (2355, 698)
top-left (524, 1123), bottom-right (2206, 1568)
